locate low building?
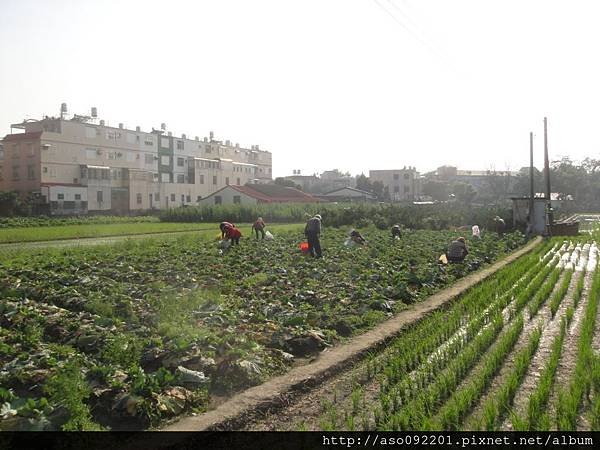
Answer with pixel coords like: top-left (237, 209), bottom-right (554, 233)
top-left (198, 184), bottom-right (321, 206)
top-left (369, 167), bottom-right (421, 202)
top-left (426, 165), bottom-right (518, 193)
top-left (317, 186), bottom-right (377, 202)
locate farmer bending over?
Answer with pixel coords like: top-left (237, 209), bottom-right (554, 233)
top-left (304, 214), bottom-right (322, 258)
top-left (220, 221), bottom-right (235, 239)
top-left (224, 224), bottom-right (242, 246)
top-left (252, 217), bottom-right (266, 240)
top-left (391, 224), bottom-right (402, 240)
top-left (350, 229), bottom-right (366, 245)
top-left (447, 237), bottom-right (469, 263)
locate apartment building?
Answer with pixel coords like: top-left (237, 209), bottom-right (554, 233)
top-left (0, 108), bottom-right (272, 215)
top-left (369, 167), bottom-right (421, 202)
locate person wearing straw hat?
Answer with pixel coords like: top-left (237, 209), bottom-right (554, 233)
top-left (304, 214), bottom-right (323, 258)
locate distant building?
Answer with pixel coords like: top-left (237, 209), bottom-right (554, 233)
top-left (317, 186), bottom-right (377, 203)
top-left (283, 169), bottom-right (355, 194)
top-left (198, 184), bottom-right (321, 205)
top-left (0, 106), bottom-right (272, 215)
top-left (369, 167), bottom-right (421, 202)
top-left (426, 165), bottom-right (518, 193)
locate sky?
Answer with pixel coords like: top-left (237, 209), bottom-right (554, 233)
top-left (1, 0), bottom-right (599, 178)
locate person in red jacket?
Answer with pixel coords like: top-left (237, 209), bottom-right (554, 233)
top-left (225, 225), bottom-right (242, 246)
top-left (220, 221), bottom-right (234, 239)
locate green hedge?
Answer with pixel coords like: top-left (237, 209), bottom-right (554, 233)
top-left (159, 203), bottom-right (512, 230)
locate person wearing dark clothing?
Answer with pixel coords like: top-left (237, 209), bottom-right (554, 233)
top-left (225, 226), bottom-right (242, 246)
top-left (447, 237), bottom-right (469, 263)
top-left (391, 224), bottom-right (402, 239)
top-left (252, 217), bottom-right (266, 240)
top-left (350, 229), bottom-right (366, 245)
top-left (304, 214), bottom-right (322, 258)
top-left (220, 221), bottom-right (234, 239)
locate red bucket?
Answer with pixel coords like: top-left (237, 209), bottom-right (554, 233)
top-left (299, 241), bottom-right (309, 253)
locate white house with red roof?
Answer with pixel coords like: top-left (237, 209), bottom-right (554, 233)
top-left (198, 184), bottom-right (321, 205)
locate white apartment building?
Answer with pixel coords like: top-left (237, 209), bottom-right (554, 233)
top-left (0, 108), bottom-right (272, 215)
top-left (369, 167), bottom-right (421, 202)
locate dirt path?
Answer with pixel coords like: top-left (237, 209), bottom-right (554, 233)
top-left (162, 238), bottom-right (542, 431)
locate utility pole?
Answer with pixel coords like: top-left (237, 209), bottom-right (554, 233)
top-left (529, 132), bottom-right (535, 235)
top-left (543, 117), bottom-right (552, 236)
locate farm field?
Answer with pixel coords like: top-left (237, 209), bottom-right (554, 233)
top-left (0, 227), bottom-right (524, 430)
top-left (247, 233), bottom-right (600, 432)
top-left (0, 222), bottom-right (249, 244)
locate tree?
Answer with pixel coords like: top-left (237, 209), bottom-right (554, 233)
top-left (451, 182), bottom-right (477, 204)
top-left (355, 174), bottom-right (373, 192)
top-left (274, 177), bottom-right (302, 190)
top-left (422, 180), bottom-right (450, 202)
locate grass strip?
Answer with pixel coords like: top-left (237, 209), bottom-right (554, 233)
top-left (471, 326), bottom-right (542, 430)
top-left (549, 270), bottom-right (574, 318)
top-left (515, 318), bottom-right (567, 430)
top-left (430, 315), bottom-right (525, 430)
top-left (555, 266), bottom-right (600, 430)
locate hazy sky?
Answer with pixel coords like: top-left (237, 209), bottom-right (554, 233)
top-left (1, 0), bottom-right (599, 177)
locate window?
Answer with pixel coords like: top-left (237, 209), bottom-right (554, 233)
top-left (136, 193), bottom-right (142, 204)
top-left (0, 166), bottom-right (3, 181)
top-left (27, 143), bottom-right (34, 156)
top-left (177, 174), bottom-right (185, 183)
top-left (101, 170), bottom-right (109, 180)
top-left (170, 193), bottom-right (175, 202)
top-left (176, 140), bottom-right (184, 150)
top-left (12, 165), bottom-right (19, 180)
top-left (57, 193), bottom-right (65, 200)
top-left (177, 157), bottom-right (184, 167)
top-left (63, 201), bottom-right (75, 209)
top-left (225, 177), bottom-right (229, 185)
top-left (154, 193), bottom-right (159, 201)
top-left (161, 155), bottom-right (170, 166)
top-left (404, 186), bottom-right (410, 193)
top-left (404, 173), bottom-right (410, 180)
top-left (206, 146), bottom-right (211, 153)
top-left (393, 174), bottom-right (399, 180)
top-left (236, 177), bottom-right (240, 185)
top-left (27, 165), bottom-right (35, 180)
top-left (144, 136), bottom-right (154, 146)
top-left (161, 173), bottom-right (170, 183)
top-left (97, 191), bottom-right (103, 203)
top-left (160, 137), bottom-right (169, 148)
top-left (214, 196), bottom-right (222, 205)
top-left (12, 144), bottom-right (19, 158)
top-left (233, 195), bottom-right (241, 204)
top-left (85, 127), bottom-right (97, 138)
top-left (75, 194), bottom-right (81, 200)
top-left (153, 173), bottom-right (159, 181)
top-left (196, 196), bottom-right (202, 202)
top-left (43, 167), bottom-right (48, 173)
top-left (394, 186), bottom-right (400, 193)
top-left (186, 195), bottom-right (191, 203)
top-left (199, 174), bottom-right (204, 184)
top-left (213, 175), bottom-right (217, 185)
top-left (181, 194), bottom-right (185, 203)
top-left (86, 148), bottom-right (98, 159)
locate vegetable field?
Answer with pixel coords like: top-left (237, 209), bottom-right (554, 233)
top-left (0, 227), bottom-right (524, 430)
top-left (250, 233), bottom-right (600, 432)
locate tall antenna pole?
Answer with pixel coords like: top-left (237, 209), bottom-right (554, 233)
top-left (543, 117), bottom-right (552, 236)
top-left (529, 132), bottom-right (535, 233)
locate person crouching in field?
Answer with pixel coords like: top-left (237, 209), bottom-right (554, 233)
top-left (224, 224), bottom-right (242, 246)
top-left (350, 229), bottom-right (366, 245)
top-left (391, 224), bottom-right (402, 240)
top-left (220, 221), bottom-right (235, 239)
top-left (305, 214), bottom-right (322, 258)
top-left (446, 237), bottom-right (469, 263)
top-left (252, 217), bottom-right (266, 240)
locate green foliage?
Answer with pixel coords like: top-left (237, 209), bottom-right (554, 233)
top-left (43, 359), bottom-right (101, 431)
